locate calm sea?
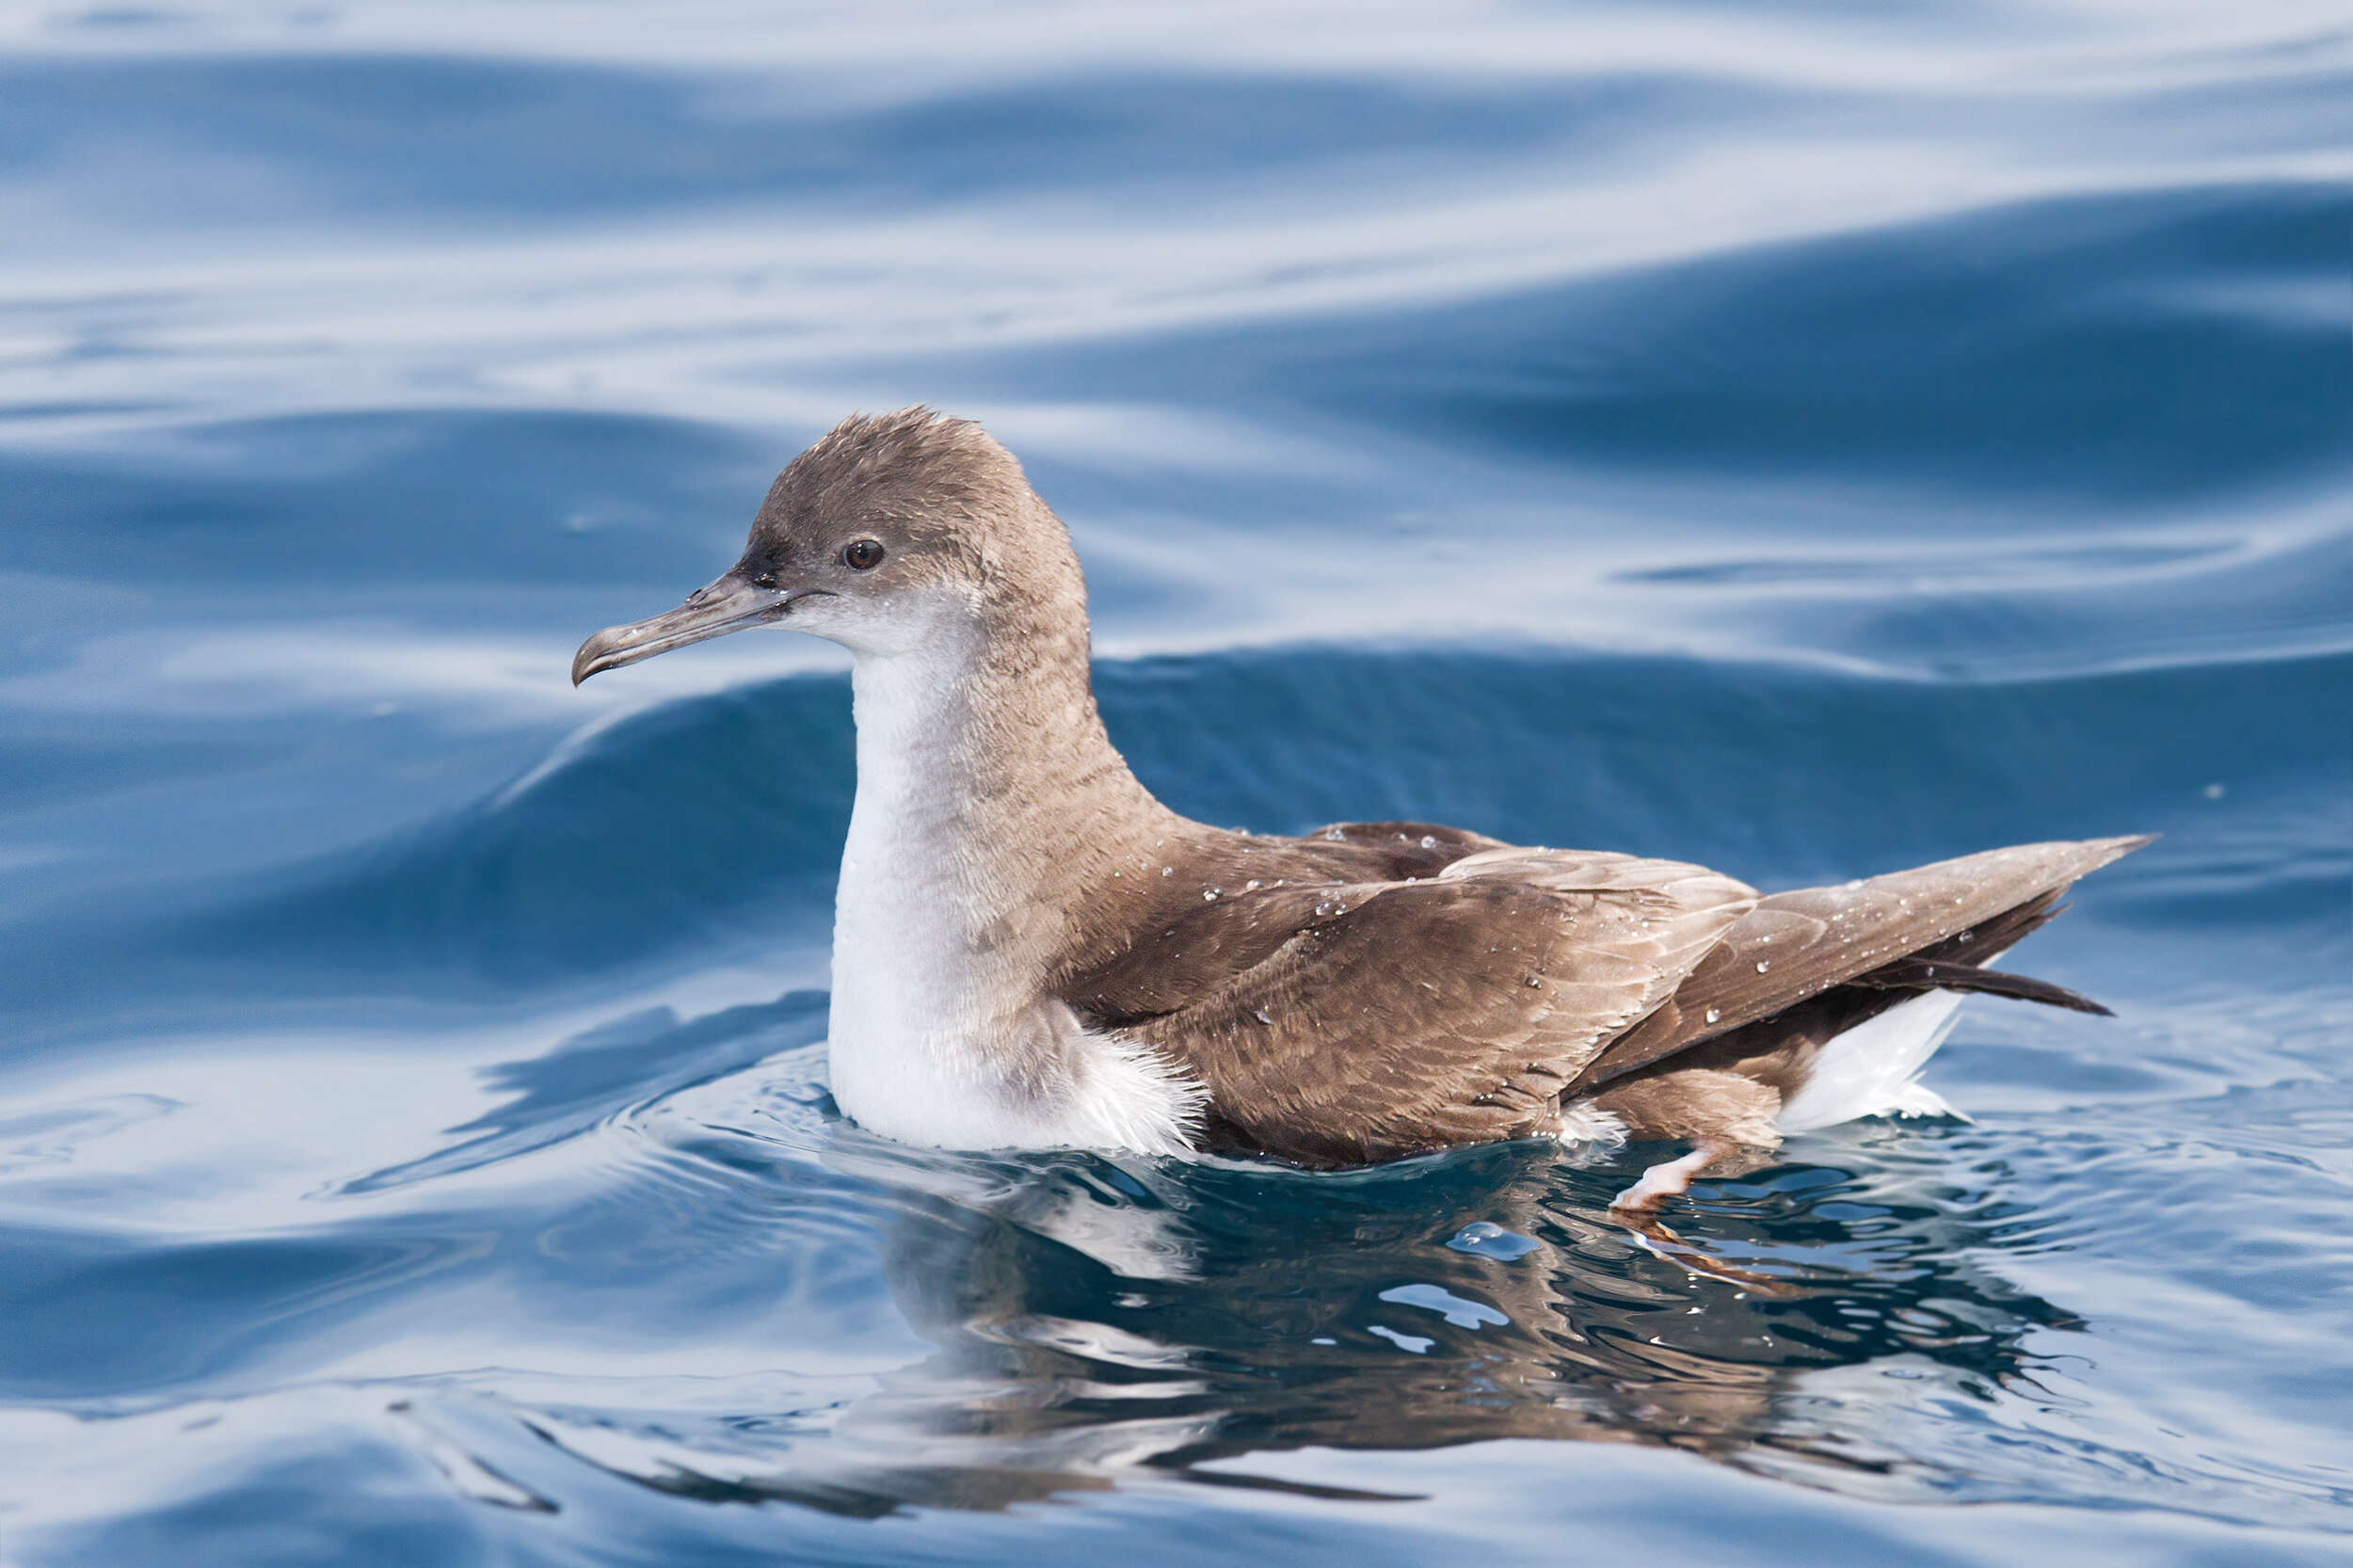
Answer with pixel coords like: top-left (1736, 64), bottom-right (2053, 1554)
top-left (1, 3), bottom-right (2348, 1563)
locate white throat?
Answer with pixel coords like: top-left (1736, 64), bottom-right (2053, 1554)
top-left (824, 642), bottom-right (1203, 1155)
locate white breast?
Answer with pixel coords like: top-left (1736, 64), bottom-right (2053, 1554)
top-left (824, 647), bottom-right (1203, 1156)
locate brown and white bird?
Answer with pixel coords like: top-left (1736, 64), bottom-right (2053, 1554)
top-left (572, 408), bottom-right (2145, 1208)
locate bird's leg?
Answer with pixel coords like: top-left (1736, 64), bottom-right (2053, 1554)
top-left (1610, 1136), bottom-right (1737, 1213)
top-left (1613, 1212), bottom-right (1796, 1292)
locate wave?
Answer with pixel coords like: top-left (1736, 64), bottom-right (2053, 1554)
top-left (0, 637), bottom-right (2325, 1042)
top-left (951, 181), bottom-right (2353, 505)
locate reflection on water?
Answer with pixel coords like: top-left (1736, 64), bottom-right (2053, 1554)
top-left (781, 1152), bottom-right (2073, 1516)
top-left (3, 1), bottom-right (2350, 1562)
top-left (347, 1006), bottom-right (2082, 1521)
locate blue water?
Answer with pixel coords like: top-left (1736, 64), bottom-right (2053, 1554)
top-left (3, 4), bottom-right (2350, 1563)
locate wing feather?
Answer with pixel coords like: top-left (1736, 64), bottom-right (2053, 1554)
top-left (1567, 835), bottom-right (2150, 1093)
top-left (1124, 851), bottom-right (1756, 1165)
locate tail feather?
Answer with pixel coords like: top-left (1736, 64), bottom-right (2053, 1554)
top-left (1848, 889), bottom-right (2114, 1016)
top-left (1849, 956), bottom-right (2113, 1016)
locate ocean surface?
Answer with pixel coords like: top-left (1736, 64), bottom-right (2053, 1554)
top-left (2, 3), bottom-right (2350, 1563)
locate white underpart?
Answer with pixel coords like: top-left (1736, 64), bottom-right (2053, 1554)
top-left (1555, 1106), bottom-right (1629, 1147)
top-left (823, 628), bottom-right (1204, 1157)
top-left (1775, 989), bottom-right (1968, 1134)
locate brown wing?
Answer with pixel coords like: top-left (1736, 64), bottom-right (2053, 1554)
top-left (1062, 821), bottom-right (1512, 1023)
top-left (1118, 851), bottom-right (1756, 1166)
top-left (1567, 835), bottom-right (2152, 1094)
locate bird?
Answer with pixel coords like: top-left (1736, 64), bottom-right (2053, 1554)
top-left (572, 407), bottom-right (2146, 1209)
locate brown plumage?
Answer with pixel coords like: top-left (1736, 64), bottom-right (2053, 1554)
top-left (572, 408), bottom-right (2149, 1208)
top-left (1049, 822), bottom-right (2143, 1179)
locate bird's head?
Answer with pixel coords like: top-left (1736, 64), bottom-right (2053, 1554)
top-left (572, 407), bottom-right (1078, 683)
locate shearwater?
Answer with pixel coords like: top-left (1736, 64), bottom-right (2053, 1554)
top-left (572, 408), bottom-right (2144, 1209)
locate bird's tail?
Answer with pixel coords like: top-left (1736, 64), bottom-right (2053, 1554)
top-left (1775, 889), bottom-right (2110, 1132)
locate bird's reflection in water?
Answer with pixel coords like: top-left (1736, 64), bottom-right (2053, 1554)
top-left (525, 1079), bottom-right (2076, 1519)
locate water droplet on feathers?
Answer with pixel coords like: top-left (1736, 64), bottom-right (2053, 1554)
top-left (1755, 960), bottom-right (1770, 973)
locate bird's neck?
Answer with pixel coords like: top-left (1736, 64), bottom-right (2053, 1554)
top-left (825, 616), bottom-right (1193, 1144)
top-left (840, 629), bottom-right (1176, 929)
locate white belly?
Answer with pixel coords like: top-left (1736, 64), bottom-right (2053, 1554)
top-left (824, 984), bottom-right (1206, 1157)
top-left (825, 848), bottom-right (1204, 1158)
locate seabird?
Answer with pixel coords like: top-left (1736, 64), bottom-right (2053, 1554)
top-left (573, 408), bottom-right (2146, 1208)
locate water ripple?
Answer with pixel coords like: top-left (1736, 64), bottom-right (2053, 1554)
top-left (1, 2), bottom-right (2349, 1563)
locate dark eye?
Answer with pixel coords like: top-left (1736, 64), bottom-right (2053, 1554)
top-left (842, 539), bottom-right (885, 571)
top-left (749, 569), bottom-right (778, 589)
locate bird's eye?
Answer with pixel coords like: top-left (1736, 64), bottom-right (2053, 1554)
top-left (842, 539), bottom-right (885, 571)
top-left (749, 570), bottom-right (778, 589)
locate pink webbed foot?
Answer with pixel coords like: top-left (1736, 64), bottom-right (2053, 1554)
top-left (1610, 1137), bottom-right (1736, 1214)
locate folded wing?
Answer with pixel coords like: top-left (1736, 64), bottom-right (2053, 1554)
top-left (1566, 835), bottom-right (2151, 1094)
top-left (1121, 850), bottom-right (1757, 1166)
